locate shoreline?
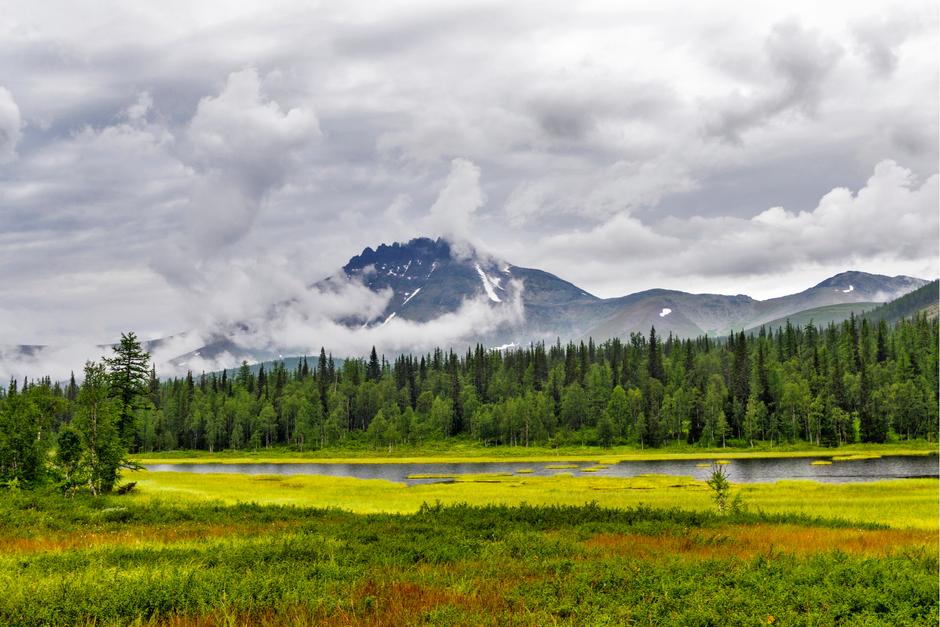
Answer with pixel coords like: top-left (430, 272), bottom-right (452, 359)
top-left (131, 443), bottom-right (940, 466)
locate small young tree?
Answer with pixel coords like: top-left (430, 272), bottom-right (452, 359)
top-left (706, 462), bottom-right (732, 514)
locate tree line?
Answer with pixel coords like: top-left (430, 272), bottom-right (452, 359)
top-left (1, 315), bottom-right (937, 490)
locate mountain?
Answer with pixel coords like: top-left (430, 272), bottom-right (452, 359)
top-left (861, 280), bottom-right (939, 325)
top-left (311, 238), bottom-right (928, 343)
top-left (328, 238), bottom-right (597, 334)
top-left (2, 237), bottom-right (931, 373)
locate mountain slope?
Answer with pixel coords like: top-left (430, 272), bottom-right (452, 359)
top-left (745, 302), bottom-right (880, 334)
top-left (862, 280), bottom-right (939, 325)
top-left (747, 271), bottom-right (927, 329)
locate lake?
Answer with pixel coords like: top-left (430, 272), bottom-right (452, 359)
top-left (145, 453), bottom-right (939, 485)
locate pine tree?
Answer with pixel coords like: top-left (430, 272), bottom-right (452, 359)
top-left (103, 332), bottom-right (150, 449)
top-left (647, 326), bottom-right (665, 383)
top-left (367, 347), bottom-right (381, 382)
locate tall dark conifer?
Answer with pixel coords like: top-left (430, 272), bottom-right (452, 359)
top-left (647, 327), bottom-right (665, 383)
top-left (103, 331), bottom-right (151, 449)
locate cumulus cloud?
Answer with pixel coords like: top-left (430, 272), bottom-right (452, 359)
top-left (514, 159), bottom-right (938, 297)
top-left (745, 160), bottom-right (938, 265)
top-left (151, 68), bottom-right (320, 291)
top-left (0, 86), bottom-right (22, 162)
top-left (181, 69), bottom-right (319, 253)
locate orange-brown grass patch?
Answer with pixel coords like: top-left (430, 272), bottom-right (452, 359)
top-left (148, 580), bottom-right (518, 627)
top-left (585, 524), bottom-right (937, 561)
top-left (320, 579), bottom-right (515, 626)
top-left (0, 520), bottom-right (299, 554)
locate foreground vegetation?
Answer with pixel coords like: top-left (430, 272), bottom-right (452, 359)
top-left (2, 491), bottom-right (936, 626)
top-left (2, 320), bottom-right (936, 623)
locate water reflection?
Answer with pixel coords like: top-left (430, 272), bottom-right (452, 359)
top-left (145, 453), bottom-right (939, 485)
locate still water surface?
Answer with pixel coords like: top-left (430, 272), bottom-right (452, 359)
top-left (146, 454), bottom-right (939, 485)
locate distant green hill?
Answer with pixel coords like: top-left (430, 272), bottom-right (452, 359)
top-left (746, 302), bottom-right (880, 334)
top-left (862, 280), bottom-right (939, 325)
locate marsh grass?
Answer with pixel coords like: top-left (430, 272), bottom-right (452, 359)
top-left (1, 494), bottom-right (936, 626)
top-left (833, 453), bottom-right (883, 461)
top-left (125, 470), bottom-right (940, 529)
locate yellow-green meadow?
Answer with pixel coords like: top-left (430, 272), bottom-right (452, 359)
top-left (126, 468), bottom-right (939, 530)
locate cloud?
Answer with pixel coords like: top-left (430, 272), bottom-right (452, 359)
top-left (125, 91), bottom-right (153, 122)
top-left (423, 158), bottom-right (485, 251)
top-left (850, 8), bottom-right (934, 77)
top-left (513, 159), bottom-right (938, 296)
top-left (0, 1), bottom-right (936, 365)
top-left (744, 159), bottom-right (938, 265)
top-left (705, 18), bottom-right (843, 143)
top-left (181, 68), bottom-right (319, 253)
top-left (0, 86), bottom-right (22, 162)
top-left (504, 159), bottom-right (698, 225)
top-left (541, 213), bottom-right (681, 259)
top-left (165, 269), bottom-right (526, 375)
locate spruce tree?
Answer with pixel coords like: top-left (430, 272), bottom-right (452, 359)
top-left (103, 332), bottom-right (150, 449)
top-left (367, 346), bottom-right (381, 382)
top-left (647, 326), bottom-right (665, 383)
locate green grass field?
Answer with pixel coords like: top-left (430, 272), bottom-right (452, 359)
top-left (3, 490), bottom-right (937, 626)
top-left (7, 444), bottom-right (938, 625)
top-left (126, 470), bottom-right (939, 530)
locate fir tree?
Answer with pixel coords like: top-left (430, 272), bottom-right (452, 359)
top-left (103, 332), bottom-right (150, 449)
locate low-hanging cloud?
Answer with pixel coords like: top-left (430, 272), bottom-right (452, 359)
top-left (170, 271), bottom-right (526, 376)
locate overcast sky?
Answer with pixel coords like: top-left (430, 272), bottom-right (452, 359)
top-left (0, 0), bottom-right (937, 348)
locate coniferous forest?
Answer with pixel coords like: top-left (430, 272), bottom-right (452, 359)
top-left (2, 314), bottom-right (937, 490)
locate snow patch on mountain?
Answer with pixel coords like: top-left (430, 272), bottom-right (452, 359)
top-left (380, 312), bottom-right (397, 327)
top-left (493, 342), bottom-right (517, 351)
top-left (842, 285), bottom-right (854, 293)
top-left (402, 288), bottom-right (421, 306)
top-left (475, 263), bottom-right (502, 302)
top-left (659, 308), bottom-right (672, 317)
